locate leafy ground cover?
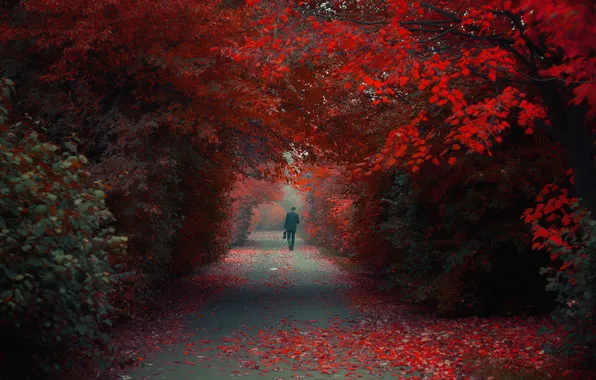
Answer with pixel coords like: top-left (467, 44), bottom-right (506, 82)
top-left (102, 231), bottom-right (584, 380)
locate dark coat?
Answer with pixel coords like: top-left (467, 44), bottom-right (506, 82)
top-left (284, 211), bottom-right (300, 231)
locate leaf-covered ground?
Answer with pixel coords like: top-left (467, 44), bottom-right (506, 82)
top-left (110, 231), bottom-right (572, 379)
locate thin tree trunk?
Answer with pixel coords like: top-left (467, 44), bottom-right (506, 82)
top-left (563, 103), bottom-right (596, 217)
top-left (541, 83), bottom-right (596, 217)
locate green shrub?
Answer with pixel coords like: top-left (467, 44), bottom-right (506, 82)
top-left (0, 78), bottom-right (127, 377)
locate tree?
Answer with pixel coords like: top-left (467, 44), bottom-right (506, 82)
top-left (244, 0), bottom-right (596, 216)
top-left (230, 178), bottom-right (283, 245)
top-left (255, 203), bottom-right (286, 230)
top-left (243, 0), bottom-right (596, 361)
top-left (0, 0), bottom-right (313, 283)
top-left (0, 0), bottom-right (310, 375)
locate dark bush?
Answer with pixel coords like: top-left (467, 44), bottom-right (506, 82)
top-left (0, 78), bottom-right (127, 378)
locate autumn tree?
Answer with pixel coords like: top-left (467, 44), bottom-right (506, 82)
top-left (243, 0), bottom-right (595, 361)
top-left (0, 0), bottom-right (311, 376)
top-left (0, 0), bottom-right (313, 280)
top-left (255, 203), bottom-right (286, 230)
top-left (243, 0), bottom-right (595, 215)
top-left (230, 177), bottom-right (283, 245)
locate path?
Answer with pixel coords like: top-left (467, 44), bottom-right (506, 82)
top-left (120, 231), bottom-right (566, 380)
top-left (124, 231), bottom-right (411, 379)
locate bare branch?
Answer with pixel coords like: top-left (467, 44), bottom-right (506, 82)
top-left (401, 19), bottom-right (455, 26)
top-left (419, 1), bottom-right (461, 22)
top-left (494, 10), bottom-right (548, 58)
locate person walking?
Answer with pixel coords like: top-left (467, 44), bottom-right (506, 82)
top-left (283, 206), bottom-right (300, 251)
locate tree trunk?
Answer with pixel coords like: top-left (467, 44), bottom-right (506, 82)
top-left (563, 104), bottom-right (596, 218)
top-left (539, 83), bottom-right (596, 218)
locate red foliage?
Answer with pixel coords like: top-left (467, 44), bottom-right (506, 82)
top-left (231, 177), bottom-right (283, 206)
top-left (2, 0), bottom-right (595, 375)
top-left (0, 0), bottom-right (307, 289)
top-left (299, 165), bottom-right (392, 266)
top-left (229, 177), bottom-right (284, 243)
top-left (255, 203), bottom-right (286, 229)
top-left (177, 152), bottom-right (237, 268)
top-left (243, 0), bottom-right (596, 217)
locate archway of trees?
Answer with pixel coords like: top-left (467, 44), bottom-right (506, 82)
top-left (0, 0), bottom-right (594, 378)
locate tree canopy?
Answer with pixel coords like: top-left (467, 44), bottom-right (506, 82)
top-left (0, 0), bottom-right (595, 377)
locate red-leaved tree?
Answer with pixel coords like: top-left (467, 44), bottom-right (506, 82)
top-left (243, 0), bottom-right (596, 216)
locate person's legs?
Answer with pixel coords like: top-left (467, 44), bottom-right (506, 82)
top-left (290, 230), bottom-right (295, 250)
top-left (287, 230), bottom-right (292, 250)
